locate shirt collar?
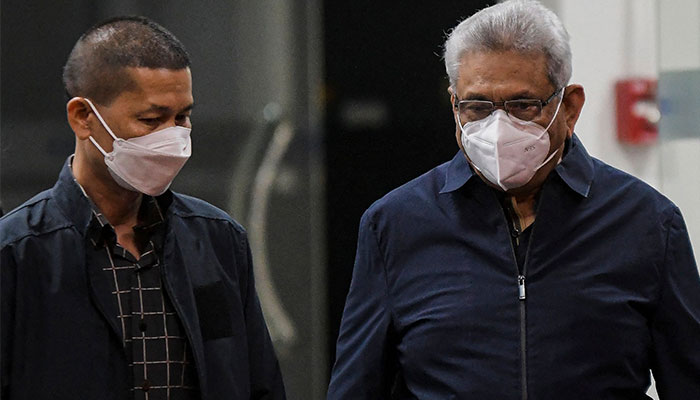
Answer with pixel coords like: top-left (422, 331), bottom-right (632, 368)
top-left (553, 134), bottom-right (594, 198)
top-left (83, 194), bottom-right (167, 249)
top-left (439, 133), bottom-right (594, 197)
top-left (439, 151), bottom-right (478, 194)
top-left (53, 156), bottom-right (173, 242)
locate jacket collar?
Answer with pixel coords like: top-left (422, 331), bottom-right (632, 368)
top-left (52, 156), bottom-right (95, 236)
top-left (439, 133), bottom-right (594, 198)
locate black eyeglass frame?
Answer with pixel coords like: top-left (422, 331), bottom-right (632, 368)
top-left (454, 87), bottom-right (564, 124)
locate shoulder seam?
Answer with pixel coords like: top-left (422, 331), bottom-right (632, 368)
top-left (2, 224), bottom-right (76, 248)
top-left (0, 192), bottom-right (52, 220)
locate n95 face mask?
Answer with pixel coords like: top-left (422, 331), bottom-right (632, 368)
top-left (84, 98), bottom-right (192, 196)
top-left (460, 96), bottom-right (563, 191)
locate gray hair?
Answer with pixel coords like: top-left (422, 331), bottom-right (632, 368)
top-left (443, 0), bottom-right (571, 90)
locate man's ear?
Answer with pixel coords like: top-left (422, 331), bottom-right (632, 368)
top-left (66, 97), bottom-right (93, 140)
top-left (562, 84), bottom-right (585, 138)
top-left (449, 89), bottom-right (463, 147)
top-left (448, 86), bottom-right (458, 108)
top-left (449, 88), bottom-right (459, 122)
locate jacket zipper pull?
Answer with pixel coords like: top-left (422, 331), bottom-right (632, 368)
top-left (518, 275), bottom-right (526, 300)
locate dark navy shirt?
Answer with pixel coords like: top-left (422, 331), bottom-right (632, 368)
top-left (328, 135), bottom-right (700, 399)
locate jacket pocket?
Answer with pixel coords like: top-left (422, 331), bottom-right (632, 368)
top-left (193, 280), bottom-right (237, 341)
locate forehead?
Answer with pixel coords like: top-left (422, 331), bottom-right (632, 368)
top-left (455, 50), bottom-right (552, 99)
top-left (113, 67), bottom-right (193, 110)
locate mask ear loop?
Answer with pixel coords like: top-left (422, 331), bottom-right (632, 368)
top-left (535, 88), bottom-right (566, 170)
top-left (543, 88), bottom-right (565, 132)
top-left (83, 98), bottom-right (119, 158)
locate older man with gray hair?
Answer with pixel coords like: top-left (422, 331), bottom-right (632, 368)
top-left (326, 1), bottom-right (700, 399)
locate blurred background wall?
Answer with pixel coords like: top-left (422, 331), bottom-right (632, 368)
top-left (2, 1), bottom-right (697, 399)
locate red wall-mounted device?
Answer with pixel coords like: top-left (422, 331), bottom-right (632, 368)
top-left (615, 78), bottom-right (659, 144)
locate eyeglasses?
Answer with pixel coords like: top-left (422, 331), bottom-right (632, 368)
top-left (454, 88), bottom-right (563, 124)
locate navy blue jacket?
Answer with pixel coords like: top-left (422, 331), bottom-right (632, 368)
top-left (328, 135), bottom-right (700, 399)
top-left (1, 159), bottom-right (285, 399)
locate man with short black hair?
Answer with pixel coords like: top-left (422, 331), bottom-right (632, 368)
top-left (327, 1), bottom-right (700, 399)
top-left (1, 16), bottom-right (285, 399)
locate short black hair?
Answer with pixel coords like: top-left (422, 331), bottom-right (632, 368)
top-left (62, 16), bottom-right (190, 105)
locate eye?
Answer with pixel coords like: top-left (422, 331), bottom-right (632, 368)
top-left (175, 114), bottom-right (191, 125)
top-left (464, 102), bottom-right (492, 112)
top-left (138, 117), bottom-right (160, 125)
top-left (506, 100), bottom-right (542, 121)
top-left (459, 101), bottom-right (494, 122)
top-left (509, 101), bottom-right (538, 111)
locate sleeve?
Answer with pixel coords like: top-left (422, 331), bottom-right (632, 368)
top-left (1, 244), bottom-right (17, 399)
top-left (650, 207), bottom-right (700, 398)
top-left (326, 211), bottom-right (394, 399)
top-left (241, 233), bottom-right (287, 400)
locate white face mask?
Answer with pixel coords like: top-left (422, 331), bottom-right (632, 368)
top-left (84, 98), bottom-right (192, 196)
top-left (460, 93), bottom-right (563, 191)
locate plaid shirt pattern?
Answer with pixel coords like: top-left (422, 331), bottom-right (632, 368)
top-left (85, 195), bottom-right (199, 399)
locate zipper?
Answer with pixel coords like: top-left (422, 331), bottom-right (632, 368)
top-left (518, 275), bottom-right (527, 400)
top-left (503, 218), bottom-right (529, 400)
top-left (498, 194), bottom-right (540, 400)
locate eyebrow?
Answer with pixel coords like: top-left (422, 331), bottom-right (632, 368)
top-left (459, 91), bottom-right (541, 102)
top-left (140, 103), bottom-right (195, 114)
top-left (460, 93), bottom-right (491, 101)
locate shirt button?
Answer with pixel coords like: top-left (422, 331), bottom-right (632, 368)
top-left (142, 379), bottom-right (150, 392)
top-left (139, 319), bottom-right (147, 332)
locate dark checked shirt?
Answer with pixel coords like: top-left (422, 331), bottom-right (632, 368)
top-left (1, 156), bottom-right (286, 399)
top-left (84, 193), bottom-right (199, 399)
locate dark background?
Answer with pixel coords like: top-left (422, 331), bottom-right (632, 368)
top-left (323, 0), bottom-right (489, 363)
